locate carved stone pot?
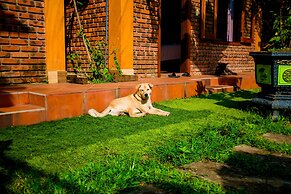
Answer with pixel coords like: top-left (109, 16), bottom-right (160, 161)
top-left (250, 51), bottom-right (291, 120)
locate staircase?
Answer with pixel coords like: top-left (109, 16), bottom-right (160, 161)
top-left (202, 76), bottom-right (239, 94)
top-left (0, 92), bottom-right (46, 128)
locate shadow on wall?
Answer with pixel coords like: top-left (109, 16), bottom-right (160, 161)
top-left (182, 0), bottom-right (256, 74)
top-left (146, 0), bottom-right (238, 74)
top-left (64, 0), bottom-right (93, 74)
top-left (0, 4), bottom-right (31, 32)
top-left (146, 0), bottom-right (160, 43)
top-left (185, 0), bottom-right (229, 74)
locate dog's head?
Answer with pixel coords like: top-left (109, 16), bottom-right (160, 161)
top-left (135, 83), bottom-right (153, 100)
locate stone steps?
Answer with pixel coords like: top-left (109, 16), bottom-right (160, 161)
top-left (206, 85), bottom-right (234, 94)
top-left (180, 133), bottom-right (291, 193)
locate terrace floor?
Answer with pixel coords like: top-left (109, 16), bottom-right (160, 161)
top-left (0, 72), bottom-right (258, 128)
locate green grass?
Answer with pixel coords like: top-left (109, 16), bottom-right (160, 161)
top-left (1, 90), bottom-right (291, 193)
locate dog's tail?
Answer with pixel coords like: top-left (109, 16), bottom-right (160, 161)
top-left (88, 107), bottom-right (110, 117)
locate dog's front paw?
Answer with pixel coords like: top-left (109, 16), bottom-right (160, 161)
top-left (163, 111), bottom-right (170, 116)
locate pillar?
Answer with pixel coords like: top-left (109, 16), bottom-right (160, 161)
top-left (45, 0), bottom-right (66, 83)
top-left (109, 0), bottom-right (134, 75)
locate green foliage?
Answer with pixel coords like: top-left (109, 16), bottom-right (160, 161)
top-left (66, 53), bottom-right (83, 75)
top-left (67, 35), bottom-right (122, 83)
top-left (67, 0), bottom-right (121, 83)
top-left (268, 1), bottom-right (291, 50)
top-left (87, 39), bottom-right (122, 83)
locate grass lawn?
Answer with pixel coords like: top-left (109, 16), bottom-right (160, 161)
top-left (1, 90), bottom-right (291, 193)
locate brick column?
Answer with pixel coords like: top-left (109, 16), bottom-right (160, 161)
top-left (109, 0), bottom-right (134, 75)
top-left (45, 0), bottom-right (66, 83)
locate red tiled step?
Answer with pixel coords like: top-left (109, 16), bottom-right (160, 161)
top-left (206, 85), bottom-right (234, 94)
top-left (0, 92), bottom-right (29, 107)
top-left (0, 104), bottom-right (46, 128)
top-left (0, 92), bottom-right (46, 108)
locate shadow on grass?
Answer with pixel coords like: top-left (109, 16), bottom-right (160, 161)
top-left (0, 138), bottom-right (216, 194)
top-left (118, 182), bottom-right (206, 194)
top-left (0, 106), bottom-right (213, 161)
top-left (0, 106), bottom-right (214, 193)
top-left (198, 90), bottom-right (291, 119)
top-left (0, 140), bottom-right (63, 193)
top-left (0, 139), bottom-right (115, 193)
top-left (217, 150), bottom-right (291, 193)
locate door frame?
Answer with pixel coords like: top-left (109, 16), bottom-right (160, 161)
top-left (158, 0), bottom-right (191, 77)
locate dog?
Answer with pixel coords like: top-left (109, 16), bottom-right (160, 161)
top-left (88, 83), bottom-right (170, 118)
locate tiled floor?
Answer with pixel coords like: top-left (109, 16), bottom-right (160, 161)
top-left (0, 73), bottom-right (258, 128)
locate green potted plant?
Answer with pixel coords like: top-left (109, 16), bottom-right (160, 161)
top-left (249, 0), bottom-right (291, 120)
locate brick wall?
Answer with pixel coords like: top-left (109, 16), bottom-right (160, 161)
top-left (65, 0), bottom-right (106, 75)
top-left (133, 0), bottom-right (159, 78)
top-left (132, 0), bottom-right (259, 77)
top-left (190, 0), bottom-right (257, 75)
top-left (0, 0), bottom-right (46, 84)
top-left (65, 0), bottom-right (259, 79)
top-left (0, 0), bottom-right (260, 85)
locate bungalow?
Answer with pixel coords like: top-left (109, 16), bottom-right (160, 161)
top-left (0, 0), bottom-right (262, 84)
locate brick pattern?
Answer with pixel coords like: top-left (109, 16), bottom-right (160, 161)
top-left (0, 0), bottom-right (260, 84)
top-left (0, 0), bottom-right (46, 84)
top-left (133, 0), bottom-right (159, 78)
top-left (132, 0), bottom-right (259, 77)
top-left (65, 0), bottom-right (106, 74)
top-left (190, 0), bottom-right (257, 75)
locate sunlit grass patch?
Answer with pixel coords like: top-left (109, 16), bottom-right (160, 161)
top-left (1, 90), bottom-right (291, 193)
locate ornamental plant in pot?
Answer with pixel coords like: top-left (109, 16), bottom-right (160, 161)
top-left (249, 0), bottom-right (291, 120)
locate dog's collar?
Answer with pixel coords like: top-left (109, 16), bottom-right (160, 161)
top-left (134, 93), bottom-right (148, 102)
top-left (133, 93), bottom-right (142, 101)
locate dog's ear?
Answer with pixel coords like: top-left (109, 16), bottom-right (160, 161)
top-left (148, 83), bottom-right (153, 89)
top-left (135, 83), bottom-right (142, 90)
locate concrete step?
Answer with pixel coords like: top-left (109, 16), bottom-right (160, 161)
top-left (0, 104), bottom-right (46, 128)
top-left (206, 85), bottom-right (234, 94)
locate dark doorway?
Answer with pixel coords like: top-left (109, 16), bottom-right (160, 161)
top-left (160, 0), bottom-right (181, 73)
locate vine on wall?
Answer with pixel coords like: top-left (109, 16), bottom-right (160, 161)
top-left (67, 0), bottom-right (121, 83)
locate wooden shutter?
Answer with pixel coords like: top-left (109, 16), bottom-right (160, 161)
top-left (241, 0), bottom-right (254, 43)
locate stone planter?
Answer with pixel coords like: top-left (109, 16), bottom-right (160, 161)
top-left (249, 51), bottom-right (291, 120)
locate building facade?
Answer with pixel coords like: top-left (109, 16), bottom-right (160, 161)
top-left (0, 0), bottom-right (261, 84)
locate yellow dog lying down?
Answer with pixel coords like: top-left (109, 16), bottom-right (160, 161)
top-left (88, 83), bottom-right (170, 118)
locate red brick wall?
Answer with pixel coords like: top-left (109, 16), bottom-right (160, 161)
top-left (190, 0), bottom-right (257, 74)
top-left (65, 0), bottom-right (106, 74)
top-left (132, 0), bottom-right (259, 77)
top-left (133, 0), bottom-right (159, 78)
top-left (0, 0), bottom-right (46, 84)
top-left (65, 0), bottom-right (259, 79)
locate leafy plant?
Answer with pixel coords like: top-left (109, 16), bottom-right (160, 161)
top-left (67, 0), bottom-right (122, 83)
top-left (67, 53), bottom-right (84, 75)
top-left (267, 0), bottom-right (291, 50)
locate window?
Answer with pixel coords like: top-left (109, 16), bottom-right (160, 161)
top-left (200, 0), bottom-right (254, 43)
